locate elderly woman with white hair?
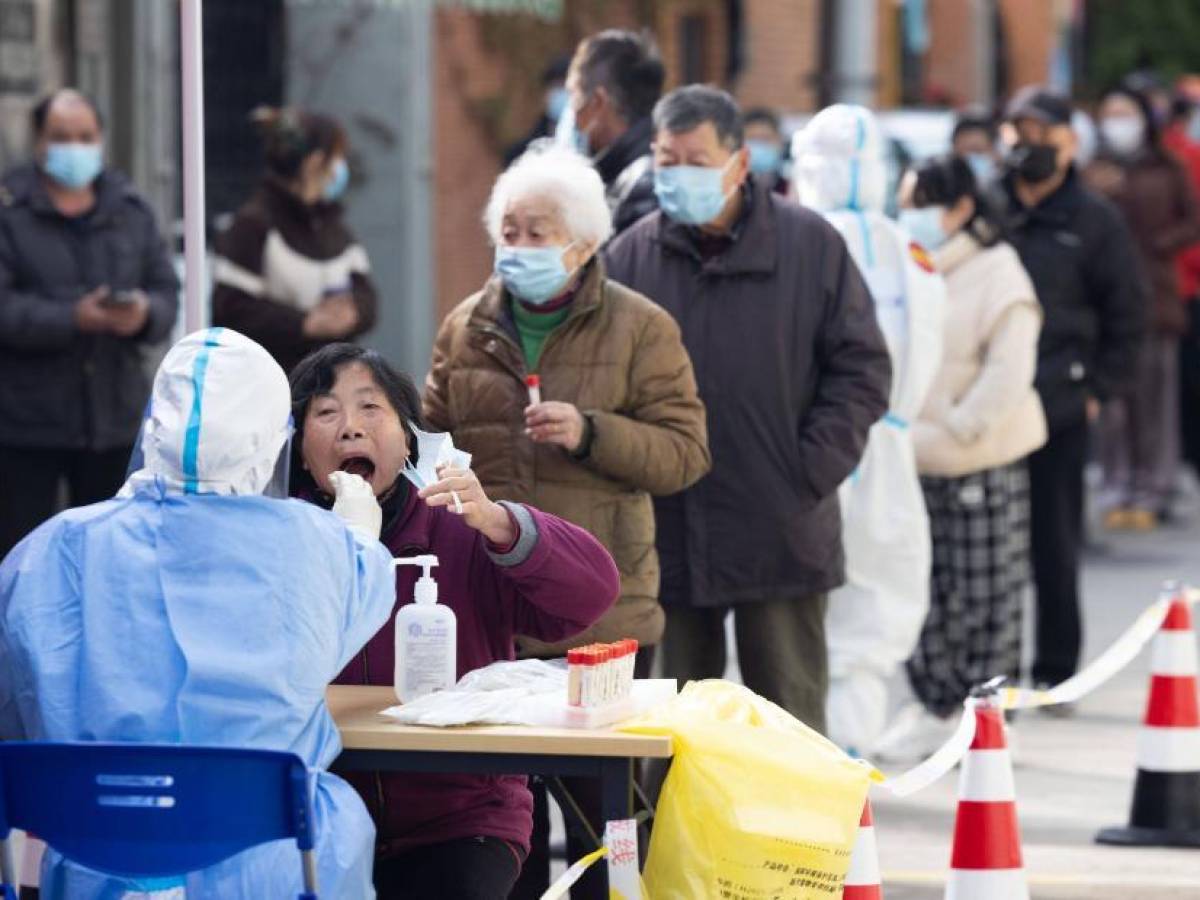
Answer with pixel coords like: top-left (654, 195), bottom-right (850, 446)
top-left (424, 144), bottom-right (709, 898)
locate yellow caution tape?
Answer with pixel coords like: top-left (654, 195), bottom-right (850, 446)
top-left (539, 847), bottom-right (608, 900)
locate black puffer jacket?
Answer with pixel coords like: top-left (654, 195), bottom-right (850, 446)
top-left (996, 167), bottom-right (1146, 433)
top-left (595, 116), bottom-right (659, 235)
top-left (0, 163), bottom-right (179, 451)
top-left (604, 180), bottom-right (891, 608)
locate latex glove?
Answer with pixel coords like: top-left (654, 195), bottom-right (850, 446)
top-left (329, 471), bottom-right (382, 541)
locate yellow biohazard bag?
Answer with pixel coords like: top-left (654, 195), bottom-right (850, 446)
top-left (621, 680), bottom-right (871, 900)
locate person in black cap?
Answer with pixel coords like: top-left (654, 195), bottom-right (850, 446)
top-left (996, 85), bottom-right (1146, 708)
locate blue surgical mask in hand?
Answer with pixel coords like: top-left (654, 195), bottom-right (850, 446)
top-left (654, 161), bottom-right (734, 226)
top-left (43, 142), bottom-right (103, 189)
top-left (747, 140), bottom-right (783, 176)
top-left (323, 158), bottom-right (349, 201)
top-left (898, 206), bottom-right (949, 251)
top-left (495, 244), bottom-right (576, 305)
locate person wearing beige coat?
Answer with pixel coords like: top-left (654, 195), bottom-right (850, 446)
top-left (876, 154), bottom-right (1047, 761)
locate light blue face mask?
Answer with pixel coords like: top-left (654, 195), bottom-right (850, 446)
top-left (898, 206), bottom-right (949, 251)
top-left (554, 102), bottom-right (590, 156)
top-left (546, 87), bottom-right (570, 123)
top-left (43, 142), bottom-right (103, 190)
top-left (494, 243), bottom-right (578, 305)
top-left (654, 159), bottom-right (734, 226)
top-left (747, 139), bottom-right (783, 176)
top-left (323, 158), bottom-right (349, 201)
top-left (964, 153), bottom-right (996, 186)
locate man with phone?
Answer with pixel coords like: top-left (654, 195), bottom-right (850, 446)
top-left (0, 89), bottom-right (179, 558)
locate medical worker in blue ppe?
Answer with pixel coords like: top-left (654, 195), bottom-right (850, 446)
top-left (0, 327), bottom-right (395, 899)
top-left (792, 104), bottom-right (946, 756)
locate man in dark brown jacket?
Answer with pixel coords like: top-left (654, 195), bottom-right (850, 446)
top-left (604, 85), bottom-right (892, 733)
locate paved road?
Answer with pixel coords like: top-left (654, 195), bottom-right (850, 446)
top-left (872, 487), bottom-right (1200, 899)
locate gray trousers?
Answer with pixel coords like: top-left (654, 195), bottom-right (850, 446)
top-left (1100, 333), bottom-right (1180, 513)
top-left (660, 595), bottom-right (829, 734)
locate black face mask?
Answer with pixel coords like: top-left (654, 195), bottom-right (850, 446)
top-left (1007, 143), bottom-right (1060, 184)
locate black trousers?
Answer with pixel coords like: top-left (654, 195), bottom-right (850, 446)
top-left (374, 836), bottom-right (524, 900)
top-left (1028, 420), bottom-right (1088, 685)
top-left (0, 445), bottom-right (131, 560)
top-left (511, 647), bottom-right (655, 900)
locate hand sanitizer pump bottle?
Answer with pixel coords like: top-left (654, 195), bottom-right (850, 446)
top-left (393, 555), bottom-right (456, 703)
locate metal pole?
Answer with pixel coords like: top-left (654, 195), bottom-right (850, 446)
top-left (180, 0), bottom-right (207, 333)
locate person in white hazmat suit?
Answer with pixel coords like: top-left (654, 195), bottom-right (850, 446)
top-left (0, 328), bottom-right (395, 898)
top-left (792, 105), bottom-right (946, 754)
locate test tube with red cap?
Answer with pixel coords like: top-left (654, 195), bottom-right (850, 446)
top-left (567, 648), bottom-right (585, 707)
top-left (525, 374), bottom-right (542, 406)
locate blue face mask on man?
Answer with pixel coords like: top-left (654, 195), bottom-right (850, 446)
top-left (964, 153), bottom-right (996, 186)
top-left (494, 243), bottom-right (579, 305)
top-left (554, 103), bottom-right (591, 157)
top-left (654, 157), bottom-right (736, 226)
top-left (747, 139), bottom-right (783, 176)
top-left (323, 158), bottom-right (350, 202)
top-left (898, 206), bottom-right (949, 251)
top-left (43, 142), bottom-right (103, 190)
top-left (546, 87), bottom-right (570, 123)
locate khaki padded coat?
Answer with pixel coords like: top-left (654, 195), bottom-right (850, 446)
top-left (423, 258), bottom-right (711, 655)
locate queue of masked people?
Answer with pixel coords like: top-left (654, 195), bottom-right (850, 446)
top-left (0, 37), bottom-right (1173, 900)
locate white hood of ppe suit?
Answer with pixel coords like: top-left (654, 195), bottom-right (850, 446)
top-left (124, 328), bottom-right (292, 496)
top-left (791, 104), bottom-right (888, 213)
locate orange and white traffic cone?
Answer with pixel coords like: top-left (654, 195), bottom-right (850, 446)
top-left (1097, 589), bottom-right (1200, 847)
top-left (843, 798), bottom-right (882, 899)
top-left (945, 701), bottom-right (1028, 900)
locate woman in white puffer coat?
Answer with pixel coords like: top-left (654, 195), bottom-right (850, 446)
top-left (873, 153), bottom-right (1048, 760)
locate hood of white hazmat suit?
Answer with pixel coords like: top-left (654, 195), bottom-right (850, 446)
top-left (124, 327), bottom-right (293, 497)
top-left (792, 104), bottom-right (888, 213)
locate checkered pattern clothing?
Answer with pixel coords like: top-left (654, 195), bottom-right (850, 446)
top-left (907, 461), bottom-right (1031, 717)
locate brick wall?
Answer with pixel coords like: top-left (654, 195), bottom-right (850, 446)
top-left (734, 0), bottom-right (821, 112)
top-left (997, 0), bottom-right (1057, 97)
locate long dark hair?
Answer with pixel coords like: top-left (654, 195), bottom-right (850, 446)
top-left (251, 106), bottom-right (347, 180)
top-left (910, 153), bottom-right (1005, 248)
top-left (288, 344), bottom-right (424, 494)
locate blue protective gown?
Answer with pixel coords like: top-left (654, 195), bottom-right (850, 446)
top-left (0, 477), bottom-right (396, 899)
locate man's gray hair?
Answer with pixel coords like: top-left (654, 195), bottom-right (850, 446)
top-left (653, 85), bottom-right (744, 149)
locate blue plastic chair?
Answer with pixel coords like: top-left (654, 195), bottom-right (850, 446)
top-left (0, 742), bottom-right (318, 899)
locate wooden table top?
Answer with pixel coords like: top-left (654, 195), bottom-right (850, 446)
top-left (327, 685), bottom-right (673, 759)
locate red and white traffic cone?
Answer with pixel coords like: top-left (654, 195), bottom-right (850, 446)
top-left (945, 701), bottom-right (1028, 900)
top-left (1097, 589), bottom-right (1200, 847)
top-left (843, 797), bottom-right (882, 899)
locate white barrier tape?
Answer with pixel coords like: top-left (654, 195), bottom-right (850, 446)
top-left (881, 700), bottom-right (977, 797)
top-left (1001, 598), bottom-right (1170, 710)
top-left (540, 847), bottom-right (607, 900)
top-left (877, 593), bottom-right (1175, 796)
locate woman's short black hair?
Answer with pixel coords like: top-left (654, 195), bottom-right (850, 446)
top-left (288, 343), bottom-right (425, 494)
top-left (910, 153), bottom-right (1005, 247)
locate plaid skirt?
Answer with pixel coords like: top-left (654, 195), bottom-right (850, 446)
top-left (907, 461), bottom-right (1031, 717)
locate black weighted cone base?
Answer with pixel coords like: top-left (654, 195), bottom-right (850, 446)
top-left (1096, 824), bottom-right (1200, 848)
top-left (1095, 769), bottom-right (1200, 848)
